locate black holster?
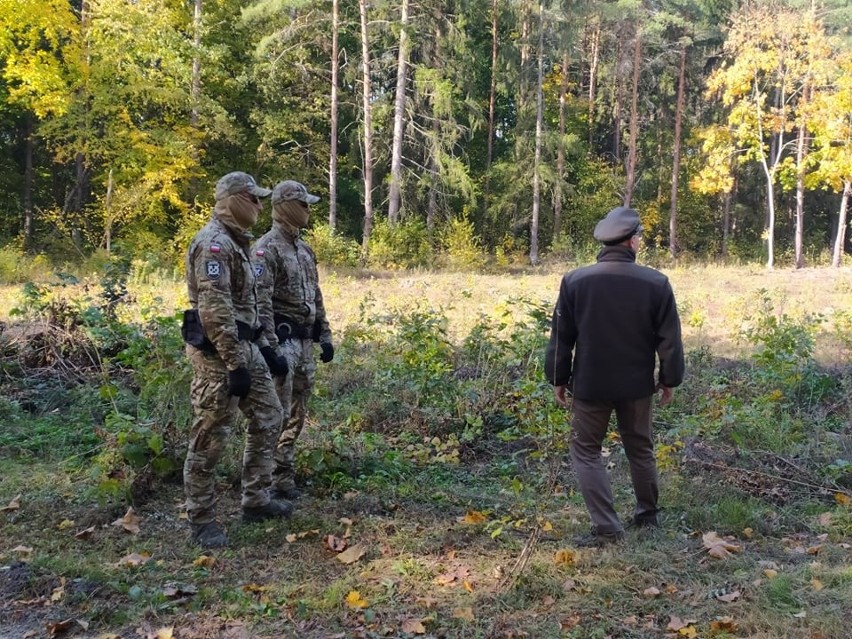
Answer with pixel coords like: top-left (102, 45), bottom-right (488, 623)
top-left (181, 309), bottom-right (216, 354)
top-left (182, 310), bottom-right (263, 354)
top-left (274, 314), bottom-right (313, 342)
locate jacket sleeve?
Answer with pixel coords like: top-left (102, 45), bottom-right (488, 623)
top-left (654, 279), bottom-right (685, 388)
top-left (544, 276), bottom-right (577, 386)
top-left (306, 244), bottom-right (332, 344)
top-left (192, 242), bottom-right (245, 371)
top-left (254, 244), bottom-right (278, 349)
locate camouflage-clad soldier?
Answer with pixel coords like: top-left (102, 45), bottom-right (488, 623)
top-left (183, 171), bottom-right (292, 549)
top-left (254, 180), bottom-right (334, 501)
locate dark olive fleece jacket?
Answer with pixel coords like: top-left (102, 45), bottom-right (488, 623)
top-left (544, 245), bottom-right (685, 401)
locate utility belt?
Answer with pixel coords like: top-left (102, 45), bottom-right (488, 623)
top-left (274, 314), bottom-right (320, 342)
top-left (181, 309), bottom-right (262, 354)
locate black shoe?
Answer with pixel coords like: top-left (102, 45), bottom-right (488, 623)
top-left (626, 515), bottom-right (659, 529)
top-left (191, 521), bottom-right (228, 549)
top-left (270, 485), bottom-right (302, 501)
top-left (242, 499), bottom-right (294, 523)
top-left (573, 528), bottom-right (625, 548)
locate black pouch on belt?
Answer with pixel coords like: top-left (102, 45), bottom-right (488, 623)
top-left (181, 309), bottom-right (217, 354)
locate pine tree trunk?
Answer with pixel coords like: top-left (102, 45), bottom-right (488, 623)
top-left (587, 19), bottom-right (600, 149)
top-left (529, 1), bottom-right (544, 265)
top-left (387, 0), bottom-right (410, 225)
top-left (23, 117), bottom-right (34, 252)
top-left (669, 44), bottom-right (686, 258)
top-left (188, 0), bottom-right (202, 204)
top-left (832, 180), bottom-right (851, 268)
top-left (486, 0), bottom-right (498, 174)
top-left (329, 0), bottom-right (340, 229)
top-left (105, 168), bottom-right (113, 254)
top-left (623, 32), bottom-right (641, 207)
top-left (613, 36), bottom-right (623, 161)
top-left (554, 50), bottom-right (568, 241)
top-left (359, 0), bottom-right (374, 258)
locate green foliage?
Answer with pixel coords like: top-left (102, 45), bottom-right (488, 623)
top-left (366, 218), bottom-right (432, 269)
top-left (441, 214), bottom-right (487, 270)
top-left (305, 223), bottom-right (360, 268)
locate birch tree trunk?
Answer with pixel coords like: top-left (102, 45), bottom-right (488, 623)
top-left (529, 1), bottom-right (544, 265)
top-left (328, 0), bottom-right (340, 229)
top-left (832, 180), bottom-right (851, 267)
top-left (387, 0), bottom-right (410, 225)
top-left (794, 86), bottom-right (809, 269)
top-left (669, 44), bottom-right (687, 258)
top-left (359, 0), bottom-right (374, 258)
top-left (623, 31), bottom-right (641, 207)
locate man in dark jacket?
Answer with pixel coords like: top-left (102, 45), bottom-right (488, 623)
top-left (544, 206), bottom-right (684, 547)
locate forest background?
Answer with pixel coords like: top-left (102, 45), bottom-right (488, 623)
top-left (1, 0), bottom-right (852, 275)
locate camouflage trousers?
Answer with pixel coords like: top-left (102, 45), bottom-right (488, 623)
top-left (269, 337), bottom-right (317, 492)
top-left (184, 342), bottom-right (284, 525)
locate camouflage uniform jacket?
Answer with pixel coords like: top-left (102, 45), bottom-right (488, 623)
top-left (254, 223), bottom-right (332, 349)
top-left (186, 214), bottom-right (269, 371)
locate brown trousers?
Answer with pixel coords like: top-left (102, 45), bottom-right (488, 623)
top-left (570, 396), bottom-right (658, 534)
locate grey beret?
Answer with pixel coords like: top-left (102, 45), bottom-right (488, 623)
top-left (215, 172), bottom-right (272, 202)
top-left (271, 180), bottom-right (321, 205)
top-left (593, 206), bottom-right (643, 244)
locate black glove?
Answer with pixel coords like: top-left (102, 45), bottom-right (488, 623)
top-left (228, 367), bottom-right (252, 398)
top-left (320, 342), bottom-right (334, 363)
top-left (260, 346), bottom-right (289, 377)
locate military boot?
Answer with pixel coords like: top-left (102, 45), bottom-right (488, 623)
top-left (242, 499), bottom-right (294, 523)
top-left (191, 521), bottom-right (228, 549)
top-left (270, 482), bottom-right (302, 501)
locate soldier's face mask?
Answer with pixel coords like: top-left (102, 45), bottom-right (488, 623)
top-left (226, 192), bottom-right (262, 230)
top-left (273, 199), bottom-right (310, 229)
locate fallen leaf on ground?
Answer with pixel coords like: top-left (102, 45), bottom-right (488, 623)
top-left (834, 492), bottom-right (851, 506)
top-left (710, 616), bottom-right (739, 632)
top-left (716, 590), bottom-right (741, 603)
top-left (151, 627), bottom-right (173, 639)
top-left (400, 618), bottom-right (427, 634)
top-left (643, 586), bottom-right (661, 597)
top-left (13, 545), bottom-right (33, 556)
top-left (57, 519), bottom-right (74, 530)
top-left (793, 611), bottom-right (807, 618)
top-left (818, 512), bottom-right (832, 526)
top-left (811, 578), bottom-right (824, 591)
top-left (702, 531), bottom-right (742, 559)
top-left (742, 527), bottom-right (753, 539)
top-left (553, 549), bottom-right (576, 566)
top-left (163, 583), bottom-right (198, 599)
top-left (542, 520), bottom-right (554, 532)
top-left (345, 590), bottom-right (369, 609)
top-left (562, 578), bottom-right (577, 592)
top-left (0, 494), bottom-right (21, 512)
top-left (560, 615), bottom-right (581, 630)
top-left (460, 510), bottom-right (487, 524)
top-left (463, 579), bottom-right (474, 593)
top-left (112, 507), bottom-right (141, 534)
top-left (806, 545), bottom-right (823, 555)
top-left (114, 552), bottom-right (151, 567)
top-left (51, 578), bottom-right (66, 602)
top-left (242, 583), bottom-right (269, 594)
top-left (452, 607), bottom-right (475, 622)
top-left (74, 526), bottom-right (95, 541)
top-left (193, 554), bottom-right (215, 568)
top-left (416, 595), bottom-right (437, 608)
top-left (326, 534), bottom-right (347, 552)
top-left (764, 569), bottom-right (778, 579)
top-left (46, 618), bottom-right (74, 636)
top-left (339, 517), bottom-right (354, 526)
top-left (336, 543), bottom-right (367, 564)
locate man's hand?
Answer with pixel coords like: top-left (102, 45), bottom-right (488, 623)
top-left (554, 385), bottom-right (571, 408)
top-left (320, 342), bottom-right (334, 363)
top-left (228, 367), bottom-right (252, 398)
top-left (656, 383), bottom-right (674, 406)
top-left (260, 346), bottom-right (289, 377)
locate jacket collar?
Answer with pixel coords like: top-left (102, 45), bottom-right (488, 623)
top-left (212, 213), bottom-right (252, 249)
top-left (272, 220), bottom-right (300, 241)
top-left (596, 244), bottom-right (637, 263)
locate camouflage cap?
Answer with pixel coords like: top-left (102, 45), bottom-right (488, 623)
top-left (593, 206), bottom-right (643, 244)
top-left (214, 171), bottom-right (272, 202)
top-left (271, 180), bottom-right (321, 205)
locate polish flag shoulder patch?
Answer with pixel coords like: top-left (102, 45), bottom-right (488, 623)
top-left (255, 249), bottom-right (265, 257)
top-left (209, 243), bottom-right (221, 253)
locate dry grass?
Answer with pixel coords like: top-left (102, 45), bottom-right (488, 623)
top-left (1, 263), bottom-right (851, 638)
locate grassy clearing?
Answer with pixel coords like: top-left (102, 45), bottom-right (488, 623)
top-left (1, 263), bottom-right (851, 638)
